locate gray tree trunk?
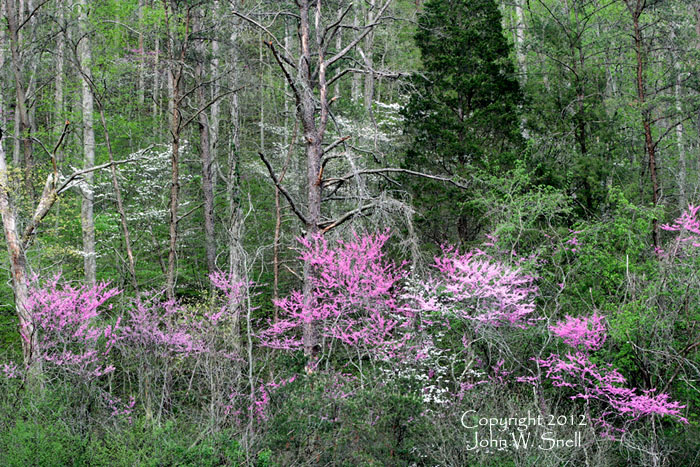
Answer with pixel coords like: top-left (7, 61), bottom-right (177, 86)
top-left (195, 19), bottom-right (217, 276)
top-left (79, 0), bottom-right (97, 284)
top-left (0, 26), bottom-right (38, 378)
top-left (227, 5), bottom-right (243, 347)
top-left (6, 0), bottom-right (34, 199)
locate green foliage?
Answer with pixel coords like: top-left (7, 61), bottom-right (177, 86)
top-left (0, 418), bottom-right (88, 467)
top-left (402, 0), bottom-right (524, 244)
top-left (0, 383), bottom-right (273, 467)
top-left (264, 371), bottom-right (429, 465)
top-left (550, 189), bottom-right (658, 314)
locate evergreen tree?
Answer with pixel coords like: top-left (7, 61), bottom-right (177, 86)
top-left (402, 0), bottom-right (523, 244)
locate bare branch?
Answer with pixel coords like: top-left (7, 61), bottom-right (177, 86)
top-left (323, 168), bottom-right (471, 190)
top-left (322, 3), bottom-right (353, 50)
top-left (231, 10), bottom-right (295, 64)
top-left (320, 203), bottom-right (376, 233)
top-left (56, 155), bottom-right (146, 196)
top-left (180, 87), bottom-right (243, 129)
top-left (265, 41), bottom-right (302, 104)
top-left (258, 152), bottom-right (309, 226)
top-left (323, 135), bottom-right (350, 156)
top-left (324, 0), bottom-right (393, 69)
top-left (16, 0), bottom-right (52, 32)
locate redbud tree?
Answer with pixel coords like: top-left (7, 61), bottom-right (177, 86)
top-left (258, 231), bottom-right (415, 372)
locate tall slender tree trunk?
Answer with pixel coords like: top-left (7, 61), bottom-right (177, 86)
top-left (210, 4), bottom-right (221, 192)
top-left (298, 0), bottom-right (325, 364)
top-left (362, 1), bottom-right (376, 112)
top-left (153, 36), bottom-right (160, 125)
top-left (0, 131), bottom-right (37, 378)
top-left (259, 31), bottom-right (265, 150)
top-left (166, 69), bottom-right (181, 300)
top-left (55, 0), bottom-right (64, 129)
top-left (351, 1), bottom-right (361, 102)
top-left (138, 0), bottom-right (145, 106)
top-left (0, 28), bottom-right (38, 377)
top-left (627, 0), bottom-right (660, 248)
top-left (195, 20), bottom-right (217, 276)
top-left (334, 6), bottom-right (343, 98)
top-left (514, 0), bottom-right (527, 79)
top-left (78, 0), bottom-right (97, 284)
top-left (165, 3), bottom-right (189, 300)
top-left (6, 0), bottom-right (34, 199)
top-left (227, 4), bottom-right (243, 347)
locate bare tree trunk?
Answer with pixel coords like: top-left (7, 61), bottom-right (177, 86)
top-left (627, 0), bottom-right (660, 248)
top-left (227, 5), bottom-right (243, 347)
top-left (298, 0), bottom-right (323, 363)
top-left (138, 0), bottom-right (145, 106)
top-left (334, 6), bottom-right (343, 98)
top-left (55, 0), bottom-right (64, 130)
top-left (0, 26), bottom-right (38, 377)
top-left (362, 1), bottom-right (376, 112)
top-left (6, 0), bottom-right (34, 199)
top-left (210, 4), bottom-right (221, 192)
top-left (514, 0), bottom-right (527, 80)
top-left (259, 31), bottom-right (265, 151)
top-left (195, 19), bottom-right (217, 276)
top-left (674, 56), bottom-right (686, 210)
top-left (0, 130), bottom-right (37, 378)
top-left (256, 0), bottom-right (393, 368)
top-left (153, 36), bottom-right (160, 124)
top-left (351, 1), bottom-right (361, 103)
top-left (79, 0), bottom-right (97, 284)
top-left (1, 1), bottom-right (39, 378)
top-left (166, 71), bottom-right (181, 300)
top-left (165, 3), bottom-right (189, 301)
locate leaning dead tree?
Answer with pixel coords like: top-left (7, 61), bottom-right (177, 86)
top-left (0, 123), bottom-right (147, 378)
top-left (236, 0), bottom-right (469, 369)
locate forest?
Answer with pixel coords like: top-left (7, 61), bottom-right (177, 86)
top-left (0, 0), bottom-right (698, 465)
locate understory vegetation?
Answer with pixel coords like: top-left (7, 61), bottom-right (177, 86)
top-left (1, 0), bottom-right (699, 465)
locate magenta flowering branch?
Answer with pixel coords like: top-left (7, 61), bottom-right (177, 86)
top-left (549, 313), bottom-right (606, 351)
top-left (407, 246), bottom-right (540, 329)
top-left (537, 314), bottom-right (688, 439)
top-left (28, 276), bottom-right (121, 380)
top-left (258, 231), bottom-right (416, 367)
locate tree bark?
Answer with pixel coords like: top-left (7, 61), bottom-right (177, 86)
top-left (165, 3), bottom-right (189, 300)
top-left (626, 0), bottom-right (660, 248)
top-left (5, 0), bottom-right (34, 199)
top-left (513, 0), bottom-right (527, 80)
top-left (362, 1), bottom-right (376, 112)
top-left (138, 0), bottom-right (145, 106)
top-left (227, 2), bottom-right (243, 347)
top-left (351, 1), bottom-right (361, 102)
top-left (78, 0), bottom-right (97, 285)
top-left (54, 0), bottom-right (65, 130)
top-left (0, 130), bottom-right (38, 378)
top-left (195, 18), bottom-right (217, 277)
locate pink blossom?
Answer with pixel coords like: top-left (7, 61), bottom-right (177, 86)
top-left (549, 313), bottom-right (606, 351)
top-left (28, 277), bottom-right (121, 379)
top-left (409, 247), bottom-right (539, 329)
top-left (258, 231), bottom-right (414, 360)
